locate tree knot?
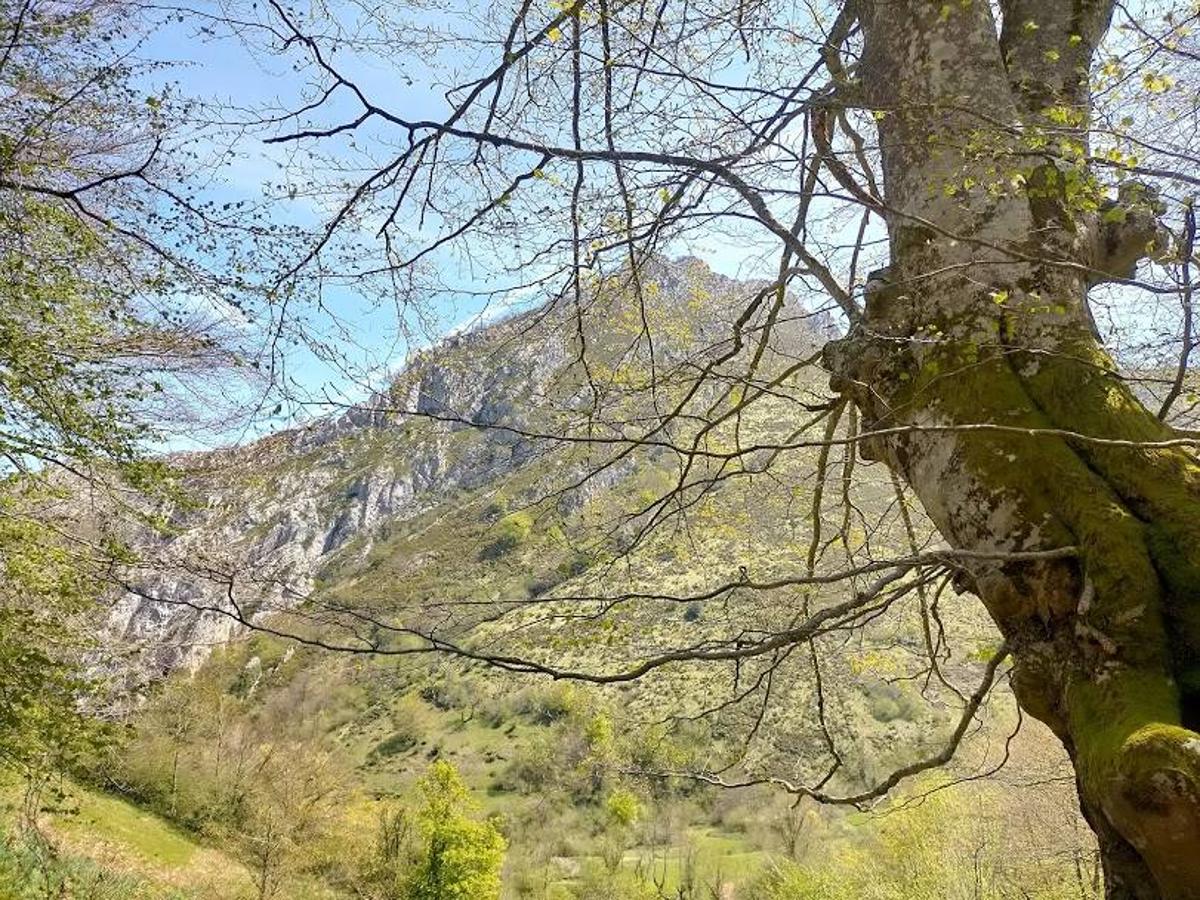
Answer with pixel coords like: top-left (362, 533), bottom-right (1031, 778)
top-left (1091, 181), bottom-right (1170, 285)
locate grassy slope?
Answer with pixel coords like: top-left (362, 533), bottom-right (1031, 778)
top-left (0, 781), bottom-right (247, 899)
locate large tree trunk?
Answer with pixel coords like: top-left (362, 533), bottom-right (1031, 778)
top-left (826, 3), bottom-right (1200, 896)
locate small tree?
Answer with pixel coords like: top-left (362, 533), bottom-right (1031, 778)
top-left (405, 761), bottom-right (506, 900)
top-left (600, 787), bottom-right (642, 875)
top-left (227, 742), bottom-right (346, 900)
top-left (768, 796), bottom-right (816, 862)
top-left (358, 802), bottom-right (418, 898)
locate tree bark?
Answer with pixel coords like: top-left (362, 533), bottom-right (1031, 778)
top-left (826, 3), bottom-right (1200, 896)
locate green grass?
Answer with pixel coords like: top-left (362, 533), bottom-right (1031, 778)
top-left (0, 779), bottom-right (244, 898)
top-left (623, 828), bottom-right (770, 890)
top-left (56, 790), bottom-right (198, 869)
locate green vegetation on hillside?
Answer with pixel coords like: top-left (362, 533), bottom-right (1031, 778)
top-left (1, 615), bottom-right (1085, 899)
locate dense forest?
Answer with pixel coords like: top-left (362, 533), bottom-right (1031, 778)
top-left (0, 1), bottom-right (1198, 898)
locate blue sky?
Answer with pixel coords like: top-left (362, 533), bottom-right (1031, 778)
top-left (138, 2), bottom-right (792, 448)
top-left (138, 8), bottom-right (478, 437)
top-left (136, 0), bottom-right (1189, 451)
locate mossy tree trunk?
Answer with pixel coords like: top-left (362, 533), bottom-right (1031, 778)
top-left (827, 3), bottom-right (1200, 896)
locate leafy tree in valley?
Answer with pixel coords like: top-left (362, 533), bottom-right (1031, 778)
top-left (405, 760), bottom-right (506, 900)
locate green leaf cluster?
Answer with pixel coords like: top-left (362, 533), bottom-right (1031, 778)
top-left (405, 761), bottom-right (507, 900)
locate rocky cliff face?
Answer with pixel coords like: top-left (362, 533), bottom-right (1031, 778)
top-left (107, 322), bottom-right (561, 671)
top-left (108, 258), bottom-right (834, 675)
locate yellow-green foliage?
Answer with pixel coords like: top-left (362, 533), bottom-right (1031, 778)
top-left (478, 511), bottom-right (536, 560)
top-left (747, 782), bottom-right (1097, 900)
top-left (604, 789), bottom-right (642, 829)
top-left (406, 761), bottom-right (506, 900)
top-left (0, 485), bottom-right (115, 787)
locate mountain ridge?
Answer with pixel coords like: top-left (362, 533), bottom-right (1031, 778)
top-left (107, 255), bottom-right (835, 675)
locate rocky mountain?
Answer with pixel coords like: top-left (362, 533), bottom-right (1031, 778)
top-left (107, 257), bottom-right (838, 675)
top-left (93, 247), bottom-right (1015, 824)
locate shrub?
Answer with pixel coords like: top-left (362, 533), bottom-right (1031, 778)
top-left (605, 789), bottom-right (642, 829)
top-left (356, 802), bottom-right (417, 898)
top-left (373, 730), bottom-right (419, 759)
top-left (383, 697), bottom-right (430, 749)
top-left (420, 674), bottom-right (473, 712)
top-left (865, 682), bottom-right (922, 724)
top-left (0, 836), bottom-right (166, 900)
top-left (521, 683), bottom-right (579, 725)
top-left (480, 500), bottom-right (508, 523)
top-left (556, 553), bottom-right (590, 579)
top-left (569, 860), bottom-right (657, 900)
top-left (478, 512), bottom-right (534, 561)
top-left (525, 573), bottom-right (564, 598)
top-left (499, 737), bottom-right (557, 793)
top-left (747, 860), bottom-right (850, 900)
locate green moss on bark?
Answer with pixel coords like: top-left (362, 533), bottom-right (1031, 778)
top-left (1014, 338), bottom-right (1200, 724)
top-left (890, 341), bottom-right (1169, 661)
top-left (857, 325), bottom-right (1200, 896)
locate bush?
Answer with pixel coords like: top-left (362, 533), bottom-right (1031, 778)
top-left (478, 512), bottom-right (534, 561)
top-left (480, 500), bottom-right (508, 523)
top-left (605, 788), bottom-right (642, 828)
top-left (478, 696), bottom-right (509, 729)
top-left (379, 696), bottom-right (430, 753)
top-left (518, 683), bottom-right (579, 725)
top-left (557, 554), bottom-right (590, 579)
top-left (499, 737), bottom-right (558, 793)
top-left (568, 860), bottom-right (657, 900)
top-left (865, 682), bottom-right (922, 724)
top-left (355, 802), bottom-right (417, 898)
top-left (373, 730), bottom-right (419, 758)
top-left (526, 572), bottom-right (564, 598)
top-left (0, 835), bottom-right (173, 900)
top-left (420, 674), bottom-right (473, 712)
top-left (747, 860), bottom-right (849, 900)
